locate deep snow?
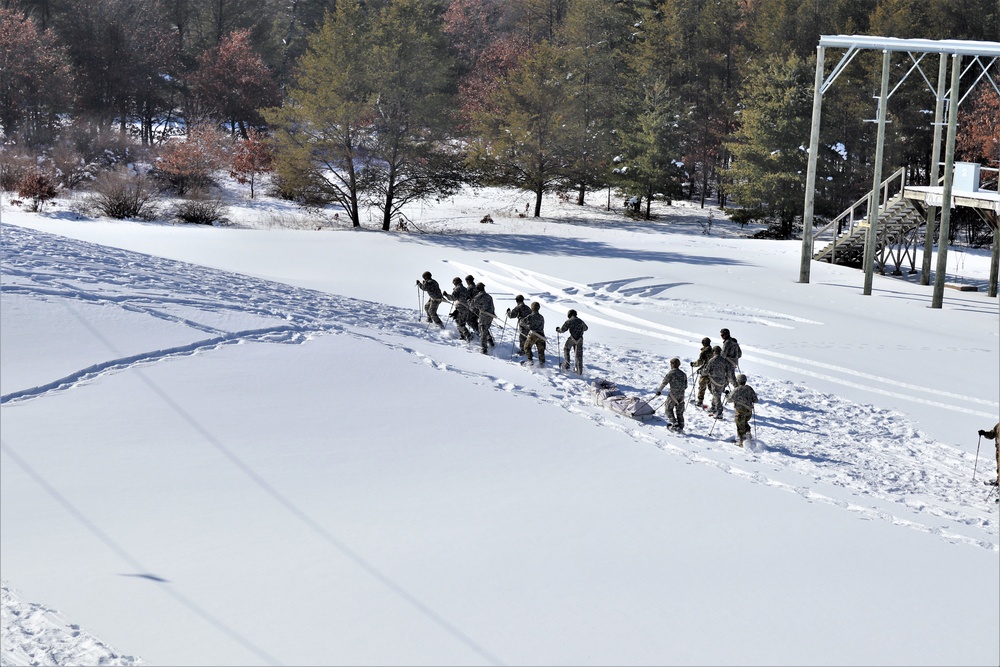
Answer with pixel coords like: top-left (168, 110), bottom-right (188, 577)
top-left (1, 185), bottom-right (998, 666)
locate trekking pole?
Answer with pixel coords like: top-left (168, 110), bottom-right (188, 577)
top-left (556, 329), bottom-right (562, 368)
top-left (973, 435), bottom-right (982, 480)
top-left (752, 406), bottom-right (758, 440)
top-left (416, 286), bottom-right (422, 320)
top-left (708, 411), bottom-right (721, 436)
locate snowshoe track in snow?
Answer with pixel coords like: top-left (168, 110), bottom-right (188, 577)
top-left (2, 224), bottom-right (997, 552)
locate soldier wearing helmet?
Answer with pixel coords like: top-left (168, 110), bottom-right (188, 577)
top-left (655, 357), bottom-right (688, 431)
top-left (704, 345), bottom-right (736, 417)
top-left (554, 309), bottom-right (589, 374)
top-left (726, 373), bottom-right (759, 447)
top-left (415, 271), bottom-right (444, 327)
top-left (690, 336), bottom-right (713, 407)
top-left (506, 295), bottom-right (531, 355)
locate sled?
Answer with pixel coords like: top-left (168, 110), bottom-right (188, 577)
top-left (590, 378), bottom-right (656, 421)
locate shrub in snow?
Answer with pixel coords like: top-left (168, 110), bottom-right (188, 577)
top-left (16, 169), bottom-right (58, 211)
top-left (89, 168), bottom-right (158, 220)
top-left (0, 147), bottom-right (34, 191)
top-left (152, 126), bottom-right (229, 195)
top-left (172, 192), bottom-right (229, 225)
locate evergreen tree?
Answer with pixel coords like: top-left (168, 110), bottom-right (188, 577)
top-left (265, 3), bottom-right (374, 227)
top-left (555, 0), bottom-right (633, 206)
top-left (615, 78), bottom-right (686, 219)
top-left (367, 0), bottom-right (462, 231)
top-left (724, 54), bottom-right (820, 238)
top-left (615, 5), bottom-right (688, 219)
top-left (470, 41), bottom-right (570, 217)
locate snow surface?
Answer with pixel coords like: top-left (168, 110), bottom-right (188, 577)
top-left (1, 184), bottom-right (998, 666)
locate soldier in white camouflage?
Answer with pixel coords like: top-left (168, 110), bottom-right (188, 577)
top-left (690, 336), bottom-right (712, 407)
top-left (655, 357), bottom-right (688, 431)
top-left (726, 373), bottom-right (758, 447)
top-left (704, 345), bottom-right (736, 417)
top-left (555, 309), bottom-right (588, 374)
top-left (442, 277), bottom-right (473, 341)
top-left (506, 295), bottom-right (531, 355)
top-left (469, 282), bottom-right (496, 353)
top-left (416, 271), bottom-right (444, 327)
top-left (522, 301), bottom-right (546, 365)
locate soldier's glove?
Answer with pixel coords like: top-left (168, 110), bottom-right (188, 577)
top-left (506, 308), bottom-right (511, 317)
top-left (979, 430), bottom-right (990, 437)
top-left (724, 389), bottom-right (730, 396)
top-left (655, 391), bottom-right (661, 396)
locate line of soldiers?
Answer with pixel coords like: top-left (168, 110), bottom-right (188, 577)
top-left (418, 271), bottom-right (754, 445)
top-left (416, 271), bottom-right (589, 372)
top-left (655, 328), bottom-right (758, 446)
top-left (501, 294), bottom-right (589, 373)
top-left (417, 272), bottom-right (495, 352)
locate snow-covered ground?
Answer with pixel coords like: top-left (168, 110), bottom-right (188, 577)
top-left (1, 184), bottom-right (998, 666)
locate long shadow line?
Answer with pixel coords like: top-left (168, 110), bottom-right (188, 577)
top-left (56, 300), bottom-right (505, 666)
top-left (0, 438), bottom-right (282, 666)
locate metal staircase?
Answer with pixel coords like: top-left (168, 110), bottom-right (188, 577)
top-left (812, 167), bottom-right (925, 274)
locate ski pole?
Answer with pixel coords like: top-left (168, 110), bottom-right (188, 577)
top-left (973, 435), bottom-right (982, 480)
top-left (708, 411), bottom-right (721, 436)
top-left (752, 405), bottom-right (758, 440)
top-left (499, 314), bottom-right (508, 346)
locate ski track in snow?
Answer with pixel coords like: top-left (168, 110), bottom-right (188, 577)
top-left (2, 223), bottom-right (998, 561)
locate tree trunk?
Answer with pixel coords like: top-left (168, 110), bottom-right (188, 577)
top-left (534, 186), bottom-right (543, 217)
top-left (576, 183), bottom-right (585, 205)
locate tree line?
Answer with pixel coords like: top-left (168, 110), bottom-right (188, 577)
top-left (1, 0), bottom-right (997, 237)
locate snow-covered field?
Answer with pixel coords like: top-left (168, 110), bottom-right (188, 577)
top-left (2, 184), bottom-right (998, 666)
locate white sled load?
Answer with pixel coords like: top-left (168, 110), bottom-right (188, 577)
top-left (590, 378), bottom-right (656, 421)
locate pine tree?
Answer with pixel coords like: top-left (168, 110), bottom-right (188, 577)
top-left (264, 2), bottom-right (374, 227)
top-left (615, 79), bottom-right (686, 219)
top-left (367, 0), bottom-right (462, 231)
top-left (723, 54), bottom-right (817, 238)
top-left (614, 5), bottom-right (688, 219)
top-left (470, 41), bottom-right (570, 218)
top-left (555, 0), bottom-right (633, 206)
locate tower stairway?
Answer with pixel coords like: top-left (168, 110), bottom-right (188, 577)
top-left (812, 167), bottom-right (925, 275)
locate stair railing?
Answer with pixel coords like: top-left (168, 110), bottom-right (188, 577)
top-left (812, 167), bottom-right (907, 263)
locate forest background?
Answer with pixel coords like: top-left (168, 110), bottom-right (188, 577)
top-left (1, 0), bottom-right (998, 240)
